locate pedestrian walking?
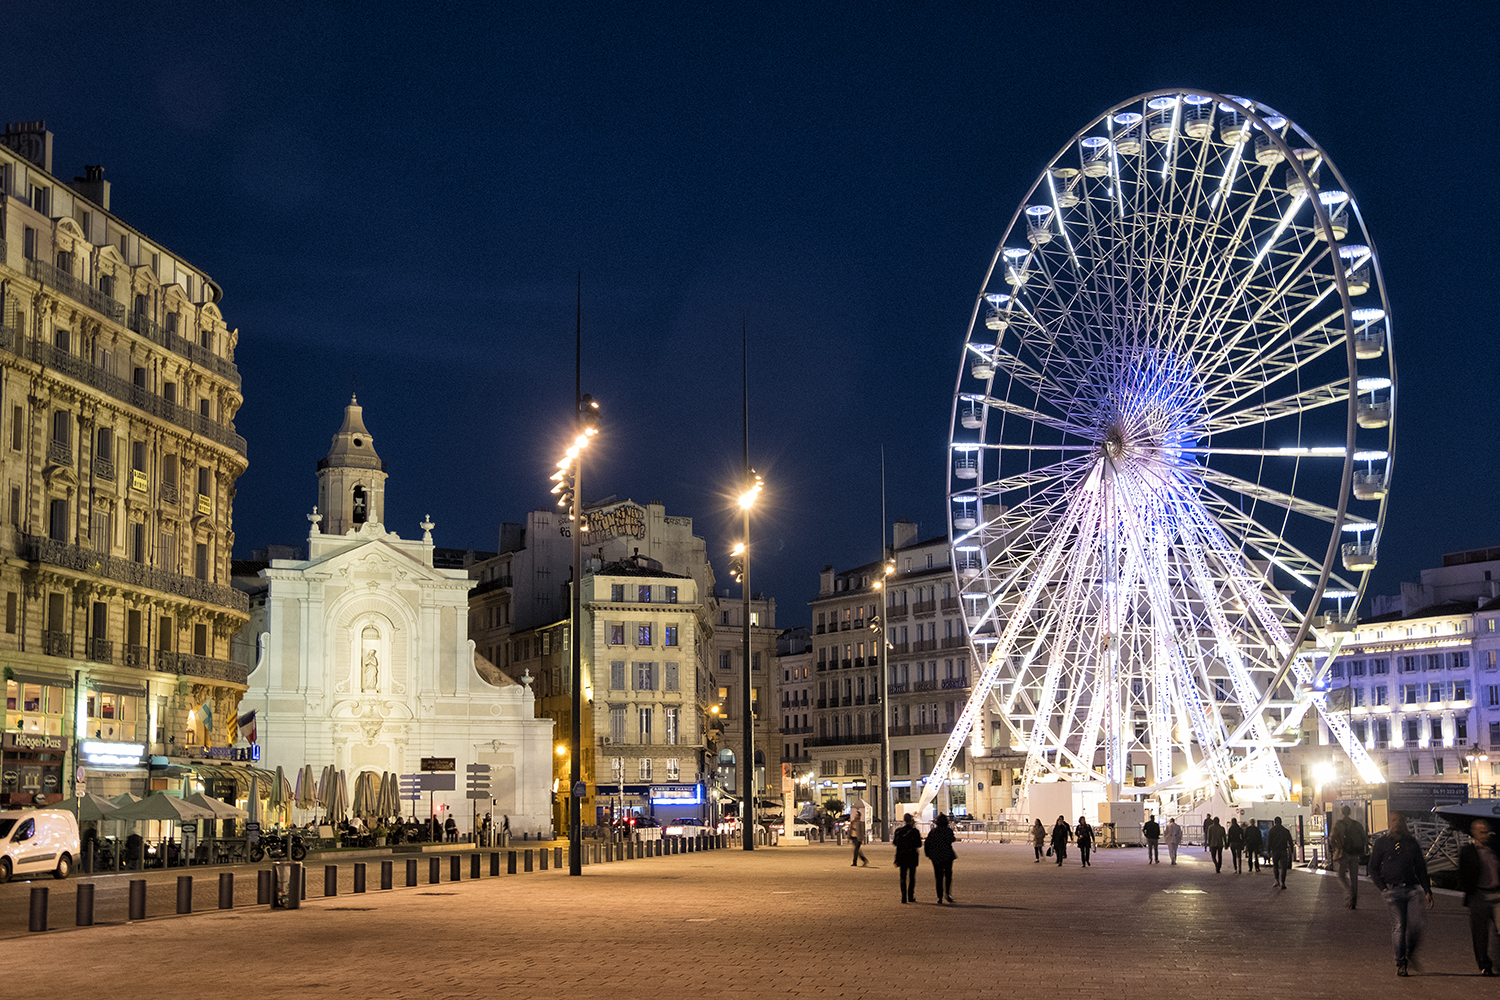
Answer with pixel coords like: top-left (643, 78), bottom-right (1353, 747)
top-left (1031, 819), bottom-right (1047, 863)
top-left (481, 812), bottom-right (492, 847)
top-left (1076, 816), bottom-right (1094, 868)
top-left (1143, 814), bottom-right (1161, 864)
top-left (1370, 811), bottom-right (1433, 977)
top-left (445, 815), bottom-right (458, 842)
top-left (1164, 818), bottom-right (1183, 865)
top-left (502, 814), bottom-right (510, 847)
top-left (1268, 816), bottom-right (1294, 888)
top-left (1458, 818), bottom-right (1500, 976)
top-left (1242, 821), bottom-right (1263, 873)
top-left (1330, 805), bottom-right (1367, 909)
top-left (1206, 816), bottom-right (1227, 873)
top-left (925, 813), bottom-right (958, 904)
top-left (1051, 816), bottom-right (1071, 866)
top-left (849, 809), bottom-right (870, 867)
top-left (893, 812), bottom-right (923, 903)
top-left (1227, 818), bottom-right (1244, 873)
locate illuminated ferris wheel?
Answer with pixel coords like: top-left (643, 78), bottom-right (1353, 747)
top-left (924, 89), bottom-right (1394, 807)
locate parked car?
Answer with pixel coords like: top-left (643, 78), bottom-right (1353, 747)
top-left (665, 818), bottom-right (705, 836)
top-left (0, 809), bottom-right (79, 882)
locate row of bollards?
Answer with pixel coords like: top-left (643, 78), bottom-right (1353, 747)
top-left (29, 834), bottom-right (729, 931)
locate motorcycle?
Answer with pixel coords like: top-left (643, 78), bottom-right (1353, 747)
top-left (249, 829), bottom-right (308, 863)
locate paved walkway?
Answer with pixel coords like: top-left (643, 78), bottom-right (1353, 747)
top-left (7, 839), bottom-right (1489, 998)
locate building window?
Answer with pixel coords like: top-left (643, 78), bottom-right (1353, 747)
top-left (638, 585), bottom-right (652, 603)
top-left (664, 707), bottom-right (678, 745)
top-left (893, 749), bottom-right (909, 775)
top-left (1454, 680), bottom-right (1470, 701)
top-left (664, 662), bottom-right (679, 691)
top-left (1400, 656), bottom-right (1419, 673)
top-left (10, 406), bottom-right (22, 451)
top-left (1456, 717), bottom-right (1469, 745)
top-left (48, 497), bottom-right (68, 542)
top-left (919, 748), bottom-right (937, 775)
top-left (666, 758), bottom-right (679, 781)
top-left (1487, 685), bottom-right (1499, 708)
top-left (609, 624), bottom-right (624, 645)
top-left (195, 542), bottom-right (209, 581)
top-left (752, 651), bottom-right (761, 671)
top-left (1404, 719), bottom-right (1421, 744)
top-left (610, 660), bottom-right (625, 690)
top-left (1409, 758), bottom-right (1421, 776)
top-left (1429, 683), bottom-right (1443, 704)
top-left (5, 592), bottom-right (15, 634)
top-left (609, 584), bottom-right (624, 602)
top-left (1452, 651), bottom-right (1471, 670)
top-left (637, 624), bottom-right (652, 646)
top-left (1371, 658), bottom-right (1389, 675)
top-left (664, 625), bottom-right (678, 647)
top-left (1402, 685), bottom-right (1418, 705)
top-left (1352, 688), bottom-right (1365, 708)
top-left (638, 707), bottom-right (653, 743)
top-left (636, 662), bottom-right (656, 691)
top-left (609, 707), bottom-right (625, 743)
top-left (351, 485), bottom-right (367, 524)
top-left (719, 650), bottom-right (731, 671)
top-left (1349, 660), bottom-right (1365, 677)
top-left (639, 758), bottom-right (653, 781)
top-left (664, 586), bottom-right (678, 604)
top-left (1374, 685), bottom-right (1388, 706)
top-left (1433, 757), bottom-right (1445, 776)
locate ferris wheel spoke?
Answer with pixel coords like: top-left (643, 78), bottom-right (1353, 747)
top-left (1200, 380), bottom-right (1349, 435)
top-left (1198, 468), bottom-right (1342, 524)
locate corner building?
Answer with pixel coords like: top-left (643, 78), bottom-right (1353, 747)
top-left (0, 122), bottom-right (249, 804)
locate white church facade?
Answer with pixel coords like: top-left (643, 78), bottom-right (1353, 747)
top-left (240, 398), bottom-right (554, 835)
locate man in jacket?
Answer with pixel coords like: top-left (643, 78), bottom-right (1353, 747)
top-left (1267, 816), bottom-right (1295, 888)
top-left (892, 813), bottom-right (923, 903)
top-left (1142, 815), bottom-right (1161, 864)
top-left (1241, 821), bottom-right (1263, 873)
top-left (1227, 818), bottom-right (1245, 873)
top-left (849, 809), bottom-right (869, 867)
top-left (1458, 818), bottom-right (1500, 976)
top-left (1205, 816), bottom-right (1227, 873)
top-left (1330, 805), bottom-right (1367, 909)
top-left (1370, 811), bottom-right (1433, 977)
top-left (1163, 818), bottom-right (1183, 865)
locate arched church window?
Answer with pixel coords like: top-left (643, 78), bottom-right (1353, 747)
top-left (352, 485), bottom-right (367, 524)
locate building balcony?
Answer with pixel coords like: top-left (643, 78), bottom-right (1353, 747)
top-left (841, 696), bottom-right (852, 707)
top-left (126, 311), bottom-right (243, 388)
top-left (854, 695), bottom-right (866, 705)
top-left (941, 677), bottom-right (971, 690)
top-left (780, 726), bottom-right (813, 735)
top-left (86, 637), bottom-right (113, 662)
top-left (912, 721), bottom-right (955, 736)
top-left (889, 682), bottom-right (910, 695)
top-left (20, 534), bottom-right (250, 615)
top-left (42, 629), bottom-right (72, 657)
top-left (804, 734), bottom-right (877, 749)
top-left (2, 336), bottom-right (247, 456)
top-left (156, 650), bottom-right (251, 685)
top-left (815, 623), bottom-right (826, 634)
top-left (886, 605), bottom-right (908, 621)
top-left (94, 457), bottom-right (115, 482)
top-left (913, 679), bottom-right (939, 693)
top-left (889, 724), bottom-right (911, 737)
top-left (889, 642), bottom-right (909, 655)
top-left (853, 657), bottom-right (865, 669)
top-left (816, 698), bottom-right (827, 709)
top-left (913, 639), bottom-right (937, 653)
top-left (160, 483), bottom-right (179, 505)
top-left (940, 597), bottom-right (960, 612)
top-left (27, 259), bottom-right (125, 323)
top-left (941, 636), bottom-right (966, 649)
top-left (839, 620), bottom-right (851, 631)
top-left (912, 601), bottom-right (937, 616)
top-left (47, 440), bottom-right (71, 465)
top-left (841, 659), bottom-right (852, 670)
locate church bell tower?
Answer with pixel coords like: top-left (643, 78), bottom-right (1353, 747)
top-left (317, 395), bottom-right (387, 536)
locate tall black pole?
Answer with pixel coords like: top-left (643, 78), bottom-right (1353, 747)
top-left (878, 446), bottom-right (891, 842)
top-left (741, 321), bottom-right (755, 850)
top-left (569, 274), bottom-right (583, 876)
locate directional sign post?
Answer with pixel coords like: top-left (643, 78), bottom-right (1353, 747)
top-left (467, 763), bottom-right (492, 842)
top-left (400, 772), bottom-right (457, 825)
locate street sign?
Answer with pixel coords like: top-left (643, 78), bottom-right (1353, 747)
top-left (400, 772), bottom-right (456, 792)
top-left (572, 780), bottom-right (586, 799)
top-left (421, 757), bottom-right (456, 772)
top-left (465, 763), bottom-right (491, 773)
top-left (466, 762), bottom-right (492, 800)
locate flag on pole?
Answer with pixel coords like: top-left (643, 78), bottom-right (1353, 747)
top-left (200, 699), bottom-right (214, 736)
top-left (237, 709), bottom-right (257, 746)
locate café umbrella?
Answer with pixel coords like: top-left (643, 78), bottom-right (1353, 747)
top-left (52, 792), bottom-right (119, 823)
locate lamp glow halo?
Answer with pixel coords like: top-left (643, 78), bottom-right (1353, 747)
top-left (926, 89), bottom-right (1394, 809)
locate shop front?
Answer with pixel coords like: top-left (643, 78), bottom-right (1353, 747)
top-left (78, 738), bottom-right (151, 801)
top-left (1, 732), bottom-right (69, 806)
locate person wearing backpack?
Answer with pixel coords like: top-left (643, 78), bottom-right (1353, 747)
top-left (1331, 805), bottom-right (1368, 909)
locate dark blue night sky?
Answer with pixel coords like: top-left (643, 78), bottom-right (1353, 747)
top-left (6, 3), bottom-right (1494, 620)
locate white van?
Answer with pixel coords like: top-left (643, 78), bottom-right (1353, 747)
top-left (0, 809), bottom-right (79, 882)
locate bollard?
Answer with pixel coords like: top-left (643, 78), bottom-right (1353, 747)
top-left (220, 872), bottom-right (235, 909)
top-left (325, 865), bottom-right (338, 897)
top-left (472, 853), bottom-right (482, 878)
top-left (407, 858), bottom-right (418, 886)
top-left (354, 862), bottom-right (367, 893)
top-left (490, 852), bottom-right (500, 876)
top-left (76, 882), bottom-right (95, 926)
top-left (538, 848), bottom-right (548, 871)
top-left (129, 879), bottom-right (147, 920)
top-left (450, 855), bottom-right (461, 882)
top-left (176, 875), bottom-right (193, 914)
top-left (381, 860), bottom-right (394, 890)
top-left (429, 857), bottom-right (441, 885)
top-left (524, 849), bottom-right (534, 872)
top-left (287, 864), bottom-right (302, 910)
top-left (29, 886), bottom-right (48, 932)
top-left (257, 869), bottom-right (272, 905)
top-left (507, 851), bottom-right (518, 874)
top-left (555, 846), bottom-right (564, 869)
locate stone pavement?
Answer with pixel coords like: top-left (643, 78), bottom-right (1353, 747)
top-left (7, 838), bottom-right (1489, 998)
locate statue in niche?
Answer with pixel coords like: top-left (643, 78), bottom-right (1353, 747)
top-left (360, 624), bottom-right (381, 692)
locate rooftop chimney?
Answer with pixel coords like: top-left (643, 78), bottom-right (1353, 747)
top-left (70, 164), bottom-right (110, 211)
top-left (892, 520), bottom-right (919, 549)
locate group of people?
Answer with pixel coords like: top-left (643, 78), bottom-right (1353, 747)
top-left (1139, 813), bottom-right (1290, 882)
top-left (888, 811), bottom-right (958, 903)
top-left (1028, 816), bottom-right (1094, 867)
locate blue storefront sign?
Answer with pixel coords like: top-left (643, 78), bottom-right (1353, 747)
top-left (649, 783), bottom-right (703, 806)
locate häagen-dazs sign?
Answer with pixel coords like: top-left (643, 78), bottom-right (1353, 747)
top-left (2, 732), bottom-right (67, 752)
top-left (584, 503), bottom-right (646, 542)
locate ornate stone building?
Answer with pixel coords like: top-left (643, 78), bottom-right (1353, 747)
top-left (0, 122), bottom-right (250, 804)
top-left (240, 399), bottom-right (553, 834)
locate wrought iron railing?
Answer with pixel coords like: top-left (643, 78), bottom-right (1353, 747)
top-left (126, 311), bottom-right (242, 388)
top-left (27, 259), bottom-right (125, 322)
top-left (19, 534), bottom-right (249, 613)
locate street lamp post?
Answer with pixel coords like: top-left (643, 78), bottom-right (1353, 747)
top-left (735, 475), bottom-right (762, 850)
top-left (1467, 751), bottom-right (1489, 800)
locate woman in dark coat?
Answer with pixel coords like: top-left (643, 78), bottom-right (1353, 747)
top-left (892, 812), bottom-right (923, 903)
top-left (1050, 816), bottom-right (1071, 866)
top-left (1031, 819), bottom-right (1047, 862)
top-left (1075, 815), bottom-right (1094, 868)
top-left (925, 813), bottom-right (958, 904)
